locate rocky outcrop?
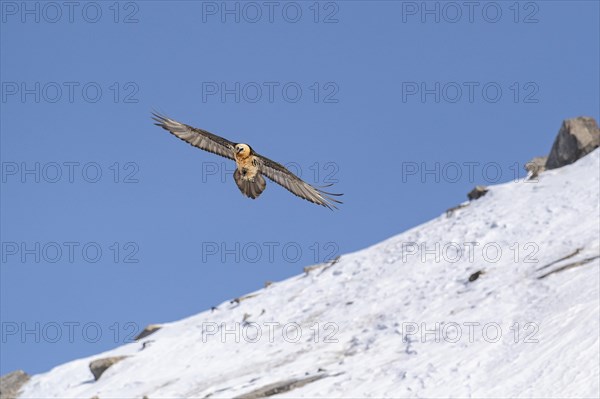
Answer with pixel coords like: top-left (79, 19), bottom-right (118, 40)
top-left (134, 324), bottom-right (162, 341)
top-left (546, 117), bottom-right (600, 170)
top-left (0, 370), bottom-right (30, 399)
top-left (525, 156), bottom-right (548, 178)
top-left (467, 186), bottom-right (488, 201)
top-left (89, 356), bottom-right (127, 381)
top-left (234, 374), bottom-right (328, 399)
top-left (538, 255), bottom-right (600, 279)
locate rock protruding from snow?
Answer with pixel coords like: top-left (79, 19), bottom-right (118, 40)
top-left (0, 370), bottom-right (30, 399)
top-left (468, 270), bottom-right (485, 282)
top-left (525, 156), bottom-right (548, 178)
top-left (467, 186), bottom-right (488, 200)
top-left (234, 374), bottom-right (328, 399)
top-left (134, 324), bottom-right (162, 341)
top-left (546, 116), bottom-right (600, 169)
top-left (89, 357), bottom-right (127, 381)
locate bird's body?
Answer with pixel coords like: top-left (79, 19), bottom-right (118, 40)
top-left (234, 145), bottom-right (258, 179)
top-left (152, 113), bottom-right (342, 209)
top-left (232, 144), bottom-right (265, 199)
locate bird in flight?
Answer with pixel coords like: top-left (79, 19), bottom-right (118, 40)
top-left (152, 113), bottom-right (342, 210)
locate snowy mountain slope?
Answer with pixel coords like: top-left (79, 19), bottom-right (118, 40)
top-left (19, 150), bottom-right (600, 398)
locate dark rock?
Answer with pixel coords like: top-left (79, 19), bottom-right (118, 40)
top-left (467, 186), bottom-right (488, 201)
top-left (328, 256), bottom-right (341, 266)
top-left (468, 270), bottom-right (484, 282)
top-left (89, 356), bottom-right (127, 381)
top-left (0, 370), bottom-right (30, 399)
top-left (134, 324), bottom-right (162, 341)
top-left (141, 340), bottom-right (155, 351)
top-left (546, 117), bottom-right (600, 170)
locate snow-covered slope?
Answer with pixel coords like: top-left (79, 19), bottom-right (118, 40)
top-left (20, 150), bottom-right (600, 398)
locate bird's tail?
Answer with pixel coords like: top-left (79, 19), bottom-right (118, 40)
top-left (234, 170), bottom-right (266, 199)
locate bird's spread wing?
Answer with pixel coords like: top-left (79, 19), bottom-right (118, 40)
top-left (152, 113), bottom-right (236, 160)
top-left (254, 154), bottom-right (343, 210)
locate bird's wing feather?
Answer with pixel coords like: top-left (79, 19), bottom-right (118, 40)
top-left (152, 113), bottom-right (236, 160)
top-left (254, 154), bottom-right (343, 210)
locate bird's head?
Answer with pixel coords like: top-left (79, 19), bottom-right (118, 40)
top-left (235, 144), bottom-right (251, 158)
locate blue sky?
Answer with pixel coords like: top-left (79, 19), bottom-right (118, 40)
top-left (1, 0), bottom-right (598, 375)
